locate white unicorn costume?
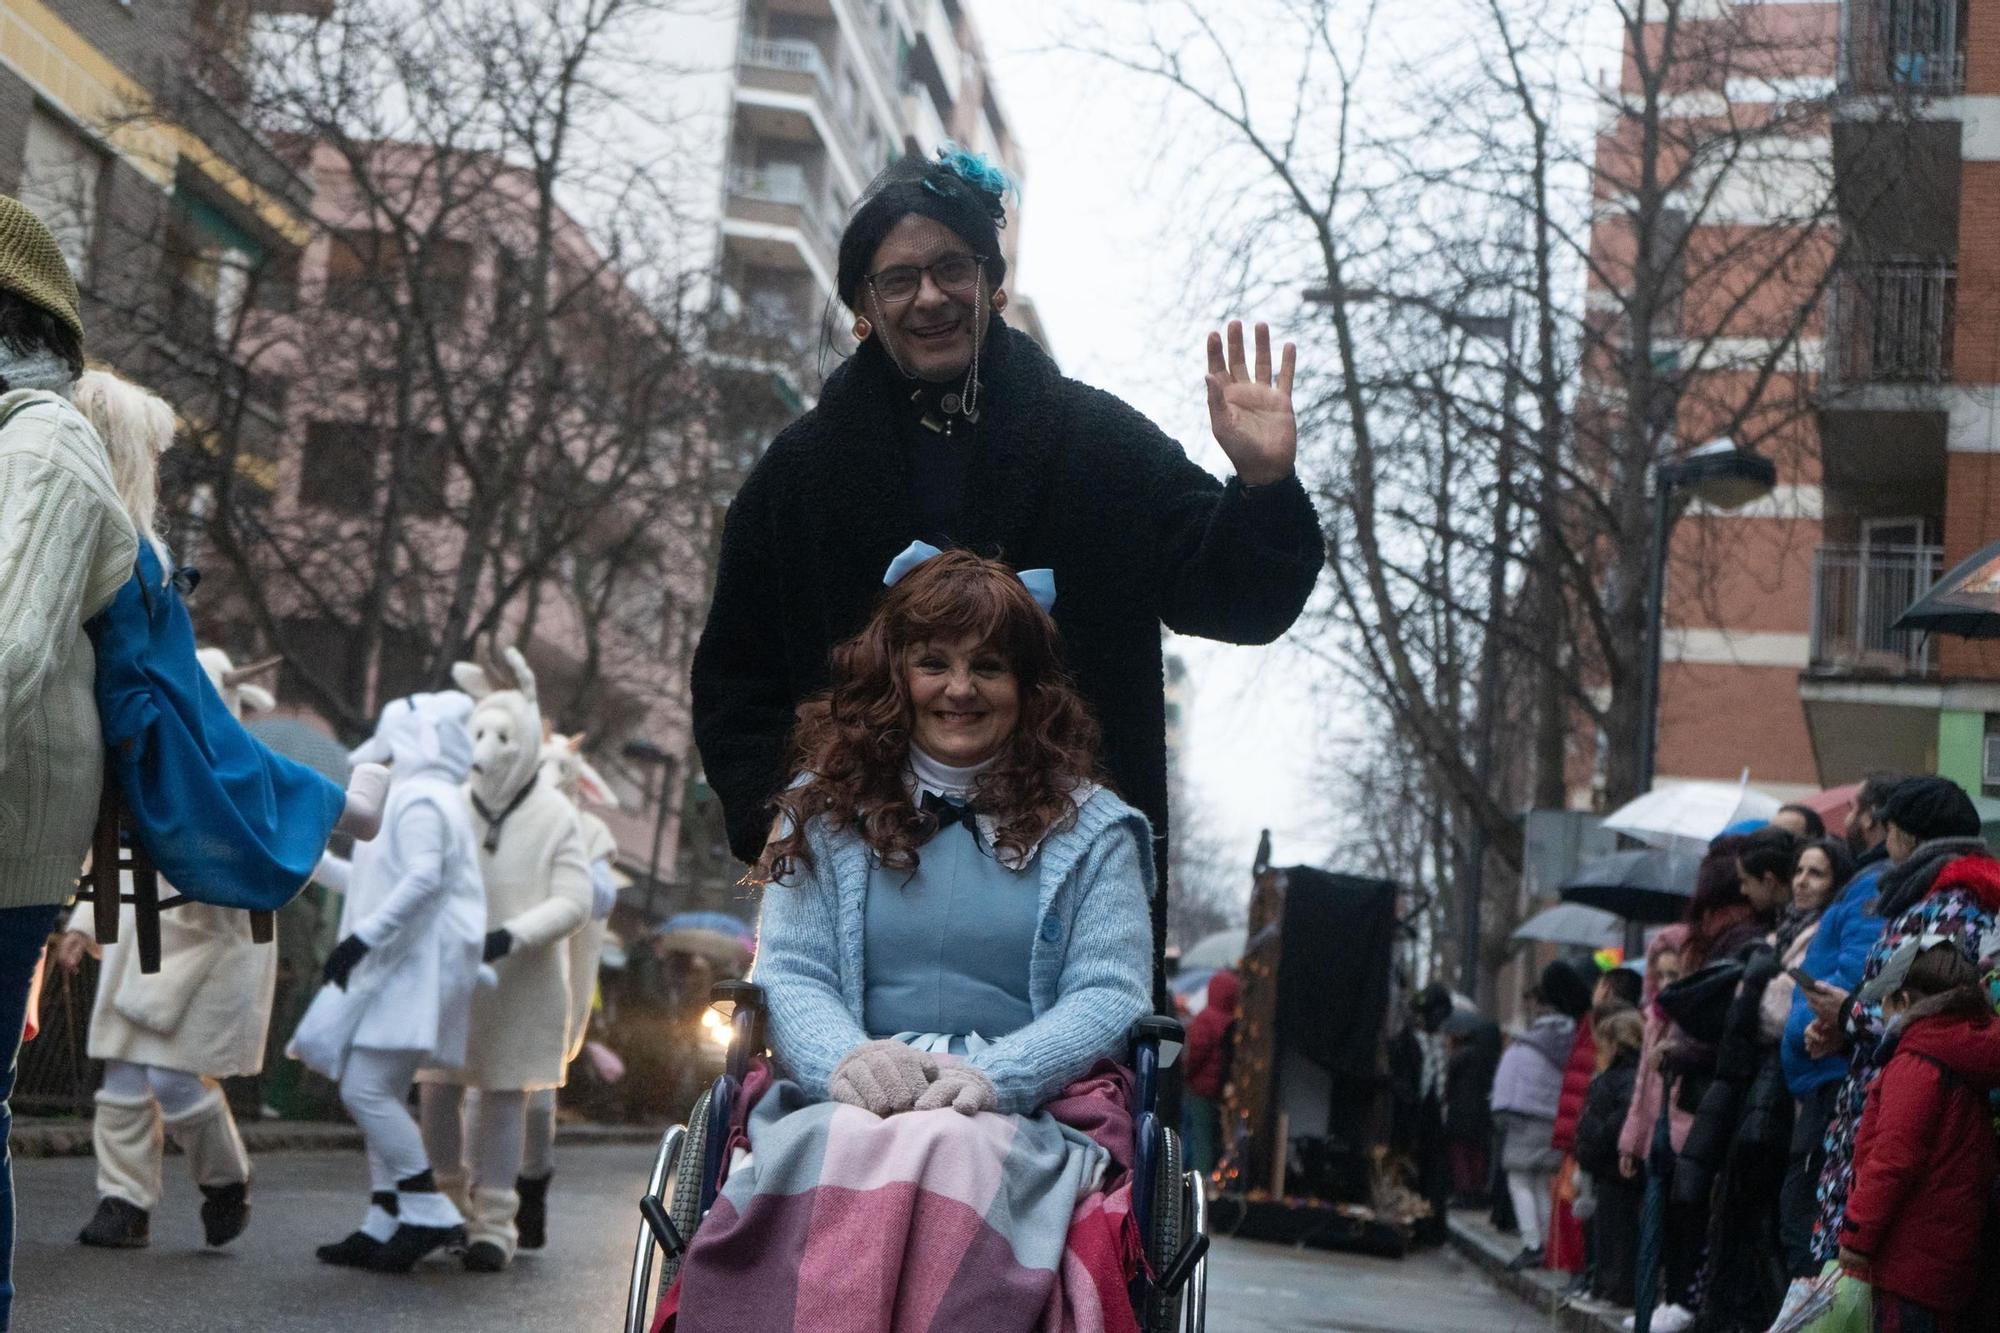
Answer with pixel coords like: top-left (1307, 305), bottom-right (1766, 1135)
top-left (513, 732), bottom-right (621, 1248)
top-left (288, 690), bottom-right (486, 1272)
top-left (415, 648), bottom-right (591, 1270)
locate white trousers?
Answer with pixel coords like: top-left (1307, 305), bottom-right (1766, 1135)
top-left (522, 1087), bottom-right (557, 1180)
top-left (417, 1083), bottom-right (528, 1192)
top-left (1507, 1169), bottom-right (1555, 1251)
top-left (101, 1060), bottom-right (210, 1117)
top-left (338, 1047), bottom-right (428, 1193)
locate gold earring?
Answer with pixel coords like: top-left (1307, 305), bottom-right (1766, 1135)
top-left (992, 290), bottom-right (1008, 313)
top-left (853, 316), bottom-right (871, 340)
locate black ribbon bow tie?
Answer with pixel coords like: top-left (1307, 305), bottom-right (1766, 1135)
top-left (919, 790), bottom-right (978, 843)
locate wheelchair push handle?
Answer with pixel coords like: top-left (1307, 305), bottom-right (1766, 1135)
top-left (1128, 1015), bottom-right (1185, 1057)
top-left (710, 979), bottom-right (764, 1011)
top-left (710, 981), bottom-right (766, 1083)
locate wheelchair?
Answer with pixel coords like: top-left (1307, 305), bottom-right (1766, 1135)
top-left (625, 980), bottom-right (1210, 1332)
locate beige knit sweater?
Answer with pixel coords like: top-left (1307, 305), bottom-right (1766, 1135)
top-left (0, 389), bottom-right (138, 909)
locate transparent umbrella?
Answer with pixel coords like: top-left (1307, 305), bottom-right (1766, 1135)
top-left (1602, 777), bottom-right (1781, 853)
top-left (1510, 903), bottom-right (1627, 951)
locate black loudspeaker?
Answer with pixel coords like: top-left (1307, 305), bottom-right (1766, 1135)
top-left (1270, 867), bottom-right (1398, 1205)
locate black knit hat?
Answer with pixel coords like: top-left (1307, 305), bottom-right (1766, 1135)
top-left (1880, 776), bottom-right (1982, 843)
top-left (1537, 958), bottom-right (1595, 1020)
top-left (836, 149), bottom-right (1009, 311)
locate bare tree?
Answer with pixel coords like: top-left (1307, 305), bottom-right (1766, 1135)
top-left (87, 0), bottom-right (717, 745)
top-left (1064, 0), bottom-right (1922, 992)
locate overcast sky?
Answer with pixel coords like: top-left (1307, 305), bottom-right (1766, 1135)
top-left (966, 3), bottom-right (1346, 878)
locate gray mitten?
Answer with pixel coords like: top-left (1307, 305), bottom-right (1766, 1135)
top-left (828, 1039), bottom-right (939, 1115)
top-left (912, 1062), bottom-right (997, 1115)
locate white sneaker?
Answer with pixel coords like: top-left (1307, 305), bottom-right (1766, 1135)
top-left (1653, 1304), bottom-right (1696, 1333)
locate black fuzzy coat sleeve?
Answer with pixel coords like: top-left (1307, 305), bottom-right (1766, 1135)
top-left (690, 455), bottom-right (793, 863)
top-left (1087, 388), bottom-right (1323, 643)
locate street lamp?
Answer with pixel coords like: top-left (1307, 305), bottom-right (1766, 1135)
top-left (621, 738), bottom-right (681, 922)
top-left (1633, 439), bottom-right (1779, 793)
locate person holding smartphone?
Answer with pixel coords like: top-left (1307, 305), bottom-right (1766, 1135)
top-left (1773, 776), bottom-right (1901, 1310)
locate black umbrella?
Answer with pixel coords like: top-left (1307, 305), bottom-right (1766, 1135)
top-left (1892, 538), bottom-right (2000, 638)
top-left (1558, 848), bottom-right (1701, 925)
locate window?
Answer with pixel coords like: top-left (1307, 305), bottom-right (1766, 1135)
top-left (162, 192), bottom-right (266, 348)
top-left (299, 420), bottom-right (378, 512)
top-left (250, 252), bottom-right (299, 313)
top-left (17, 109), bottom-right (105, 280)
top-left (414, 238), bottom-right (472, 326)
top-left (324, 230), bottom-right (395, 314)
top-left (394, 430), bottom-right (450, 517)
top-left (493, 246), bottom-right (532, 321)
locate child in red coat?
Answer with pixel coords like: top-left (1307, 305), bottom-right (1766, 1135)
top-left (1838, 941), bottom-right (2000, 1332)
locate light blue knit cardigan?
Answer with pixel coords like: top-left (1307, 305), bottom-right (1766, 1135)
top-left (753, 786), bottom-right (1155, 1115)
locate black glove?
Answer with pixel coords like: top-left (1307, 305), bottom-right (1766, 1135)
top-left (323, 935), bottom-right (370, 990)
top-left (483, 928), bottom-right (513, 963)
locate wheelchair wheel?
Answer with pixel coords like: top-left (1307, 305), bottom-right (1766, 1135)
top-left (623, 1090), bottom-right (715, 1333)
top-left (1144, 1127), bottom-right (1184, 1331)
top-left (661, 1086), bottom-right (714, 1288)
top-left (625, 1124), bottom-right (684, 1333)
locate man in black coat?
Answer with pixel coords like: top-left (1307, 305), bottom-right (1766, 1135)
top-left (691, 154), bottom-right (1322, 1002)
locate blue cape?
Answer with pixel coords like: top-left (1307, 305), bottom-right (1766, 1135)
top-left (86, 543), bottom-right (344, 911)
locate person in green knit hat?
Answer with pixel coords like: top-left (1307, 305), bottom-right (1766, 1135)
top-left (0, 194), bottom-right (139, 1330)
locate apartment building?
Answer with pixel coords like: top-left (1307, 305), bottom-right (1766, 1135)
top-left (0, 0), bottom-right (320, 475)
top-left (228, 137), bottom-right (707, 891)
top-left (1597, 0), bottom-right (2000, 804)
top-left (707, 0), bottom-right (1043, 441)
top-left (1799, 0), bottom-right (2000, 798)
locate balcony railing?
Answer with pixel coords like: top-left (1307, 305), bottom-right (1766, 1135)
top-left (1842, 0), bottom-right (1967, 95)
top-left (726, 167), bottom-right (841, 275)
top-left (741, 37), bottom-right (830, 87)
top-left (1810, 543), bottom-right (1943, 676)
top-left (1829, 263), bottom-right (1955, 385)
top-left (739, 37), bottom-right (872, 174)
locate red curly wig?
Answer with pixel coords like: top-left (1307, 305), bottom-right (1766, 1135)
top-left (755, 549), bottom-right (1103, 882)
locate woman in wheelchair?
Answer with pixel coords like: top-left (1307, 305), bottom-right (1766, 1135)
top-left (667, 545), bottom-right (1157, 1332)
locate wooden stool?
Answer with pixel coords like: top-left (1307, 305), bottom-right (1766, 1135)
top-left (75, 778), bottom-right (274, 974)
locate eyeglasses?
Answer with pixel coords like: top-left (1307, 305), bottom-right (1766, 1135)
top-left (864, 254), bottom-right (987, 305)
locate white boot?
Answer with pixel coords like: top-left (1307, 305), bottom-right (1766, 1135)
top-left (81, 1093), bottom-right (161, 1247)
top-left (90, 1092), bottom-right (163, 1213)
top-left (367, 1172), bottom-right (466, 1274)
top-left (163, 1087), bottom-right (252, 1246)
top-left (462, 1186), bottom-right (520, 1271)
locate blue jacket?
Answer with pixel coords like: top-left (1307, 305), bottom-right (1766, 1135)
top-left (1782, 851), bottom-right (1890, 1096)
top-left (754, 785), bottom-right (1154, 1115)
top-left (88, 543), bottom-right (345, 912)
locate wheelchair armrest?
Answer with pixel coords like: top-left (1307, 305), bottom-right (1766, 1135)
top-left (1127, 1015), bottom-right (1185, 1069)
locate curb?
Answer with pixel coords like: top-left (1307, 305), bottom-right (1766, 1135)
top-left (1447, 1211), bottom-right (1628, 1333)
top-left (10, 1118), bottom-right (661, 1161)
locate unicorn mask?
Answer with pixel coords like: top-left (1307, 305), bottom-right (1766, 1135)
top-left (452, 647), bottom-right (544, 816)
top-left (349, 691), bottom-right (476, 782)
top-left (196, 647), bottom-right (281, 722)
top-left (539, 733), bottom-right (619, 810)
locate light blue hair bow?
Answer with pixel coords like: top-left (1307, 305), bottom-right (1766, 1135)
top-left (882, 540), bottom-right (1056, 612)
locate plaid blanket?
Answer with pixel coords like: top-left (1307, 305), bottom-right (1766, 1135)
top-left (657, 1059), bottom-right (1146, 1333)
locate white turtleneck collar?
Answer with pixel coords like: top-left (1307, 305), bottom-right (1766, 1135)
top-left (905, 745), bottom-right (994, 802)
